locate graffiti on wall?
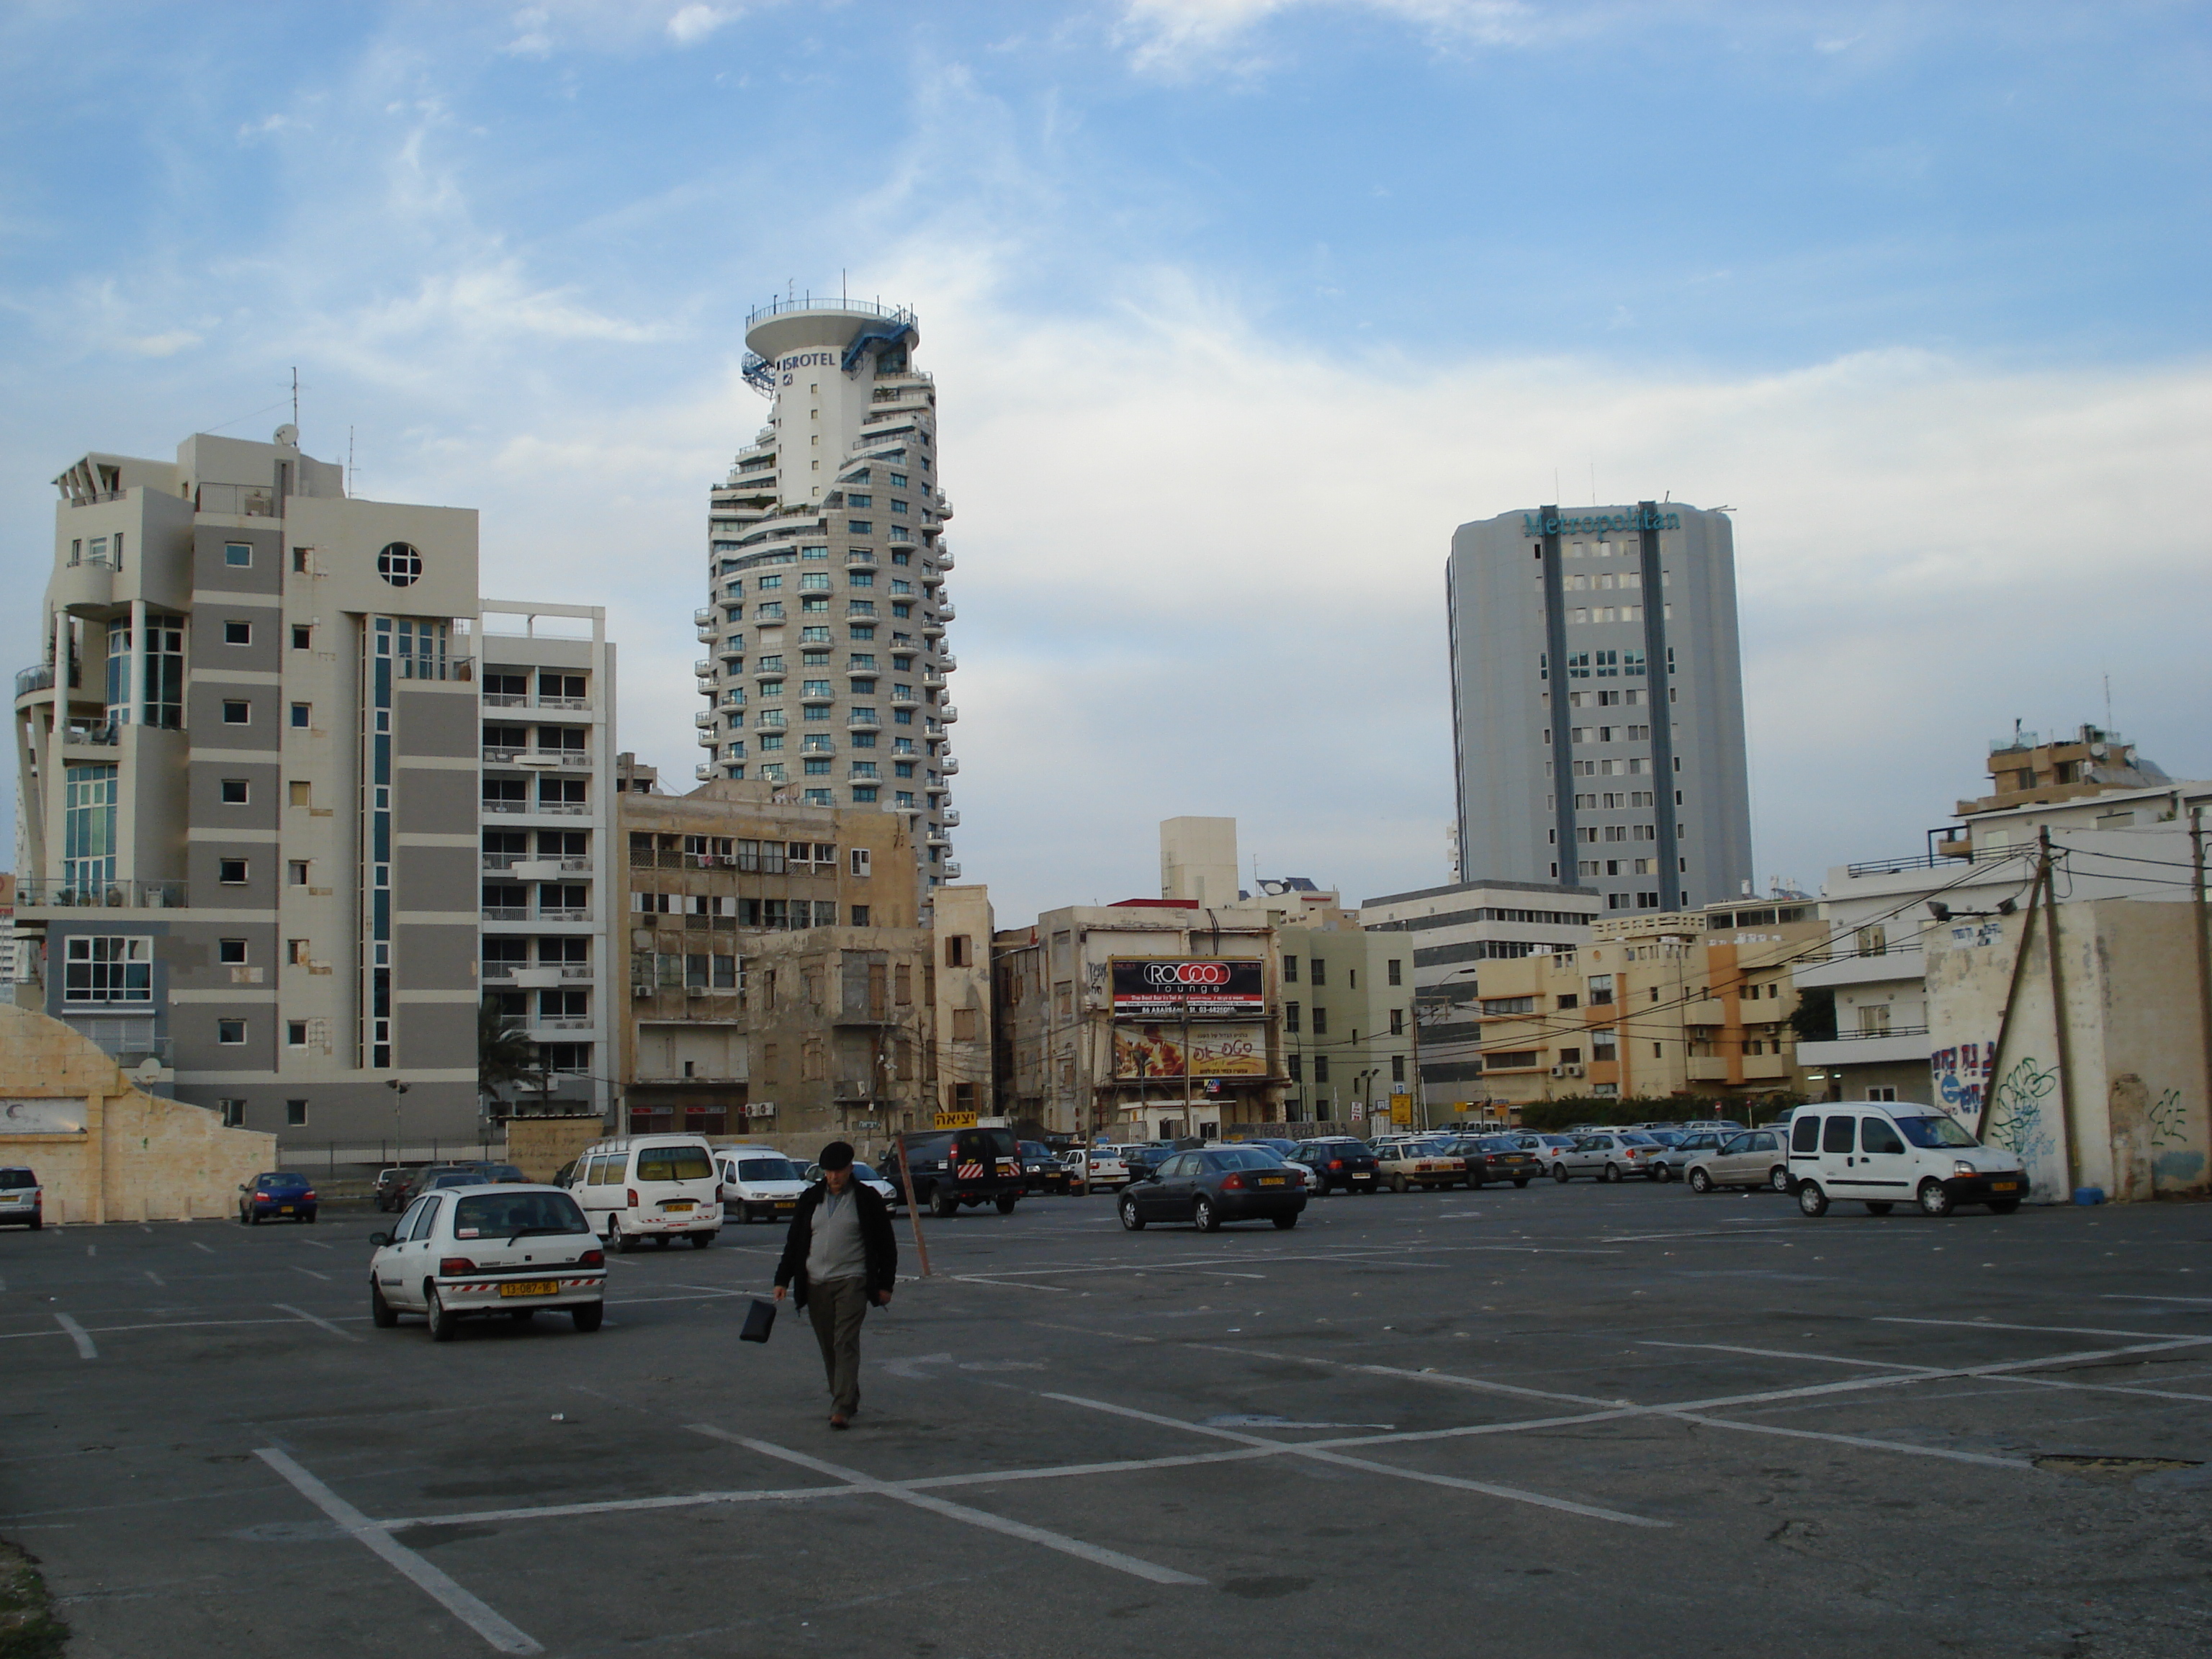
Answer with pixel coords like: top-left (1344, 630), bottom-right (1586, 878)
top-left (1984, 1055), bottom-right (2059, 1170)
top-left (1929, 1040), bottom-right (1995, 1120)
top-left (2144, 1086), bottom-right (2206, 1186)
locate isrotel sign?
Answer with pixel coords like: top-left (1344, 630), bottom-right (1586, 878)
top-left (1110, 958), bottom-right (1267, 1018)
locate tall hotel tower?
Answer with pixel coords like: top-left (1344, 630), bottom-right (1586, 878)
top-left (1446, 501), bottom-right (1753, 914)
top-left (696, 299), bottom-right (961, 892)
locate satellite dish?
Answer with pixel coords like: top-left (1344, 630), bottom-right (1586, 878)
top-left (133, 1056), bottom-right (163, 1082)
top-left (274, 423), bottom-right (300, 447)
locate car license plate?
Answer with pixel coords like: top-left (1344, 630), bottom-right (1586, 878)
top-left (278, 1205), bottom-right (295, 1214)
top-left (499, 1280), bottom-right (560, 1298)
top-left (1258, 1175), bottom-right (1285, 1187)
top-left (774, 1200), bottom-right (796, 1210)
top-left (663, 1200), bottom-right (695, 1213)
top-left (1990, 1181), bottom-right (2018, 1191)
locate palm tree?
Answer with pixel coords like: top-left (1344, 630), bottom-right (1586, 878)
top-left (478, 998), bottom-right (536, 1115)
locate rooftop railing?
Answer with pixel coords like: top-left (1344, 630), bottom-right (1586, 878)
top-left (17, 878), bottom-right (186, 909)
top-left (745, 295), bottom-right (914, 328)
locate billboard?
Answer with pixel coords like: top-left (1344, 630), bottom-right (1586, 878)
top-left (1112, 1023), bottom-right (1268, 1080)
top-left (1110, 958), bottom-right (1266, 1019)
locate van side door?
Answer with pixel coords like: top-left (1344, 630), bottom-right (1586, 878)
top-left (1855, 1115), bottom-right (1912, 1196)
top-left (1819, 1112), bottom-right (1863, 1192)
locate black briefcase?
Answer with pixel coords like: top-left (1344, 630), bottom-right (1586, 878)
top-left (739, 1298), bottom-right (778, 1344)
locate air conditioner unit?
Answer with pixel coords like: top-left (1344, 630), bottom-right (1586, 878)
top-left (1568, 1064), bottom-right (1586, 1077)
top-left (1550, 1066), bottom-right (1565, 1077)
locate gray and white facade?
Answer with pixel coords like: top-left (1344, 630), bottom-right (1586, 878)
top-left (1447, 502), bottom-right (1753, 914)
top-left (697, 298), bottom-right (961, 895)
top-left (15, 430), bottom-right (482, 1146)
top-left (477, 601), bottom-right (618, 1121)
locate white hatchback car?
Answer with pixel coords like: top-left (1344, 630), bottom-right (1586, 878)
top-left (713, 1145), bottom-right (813, 1225)
top-left (369, 1184), bottom-right (606, 1341)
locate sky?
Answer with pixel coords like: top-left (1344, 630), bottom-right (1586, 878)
top-left (2, 0), bottom-right (2208, 921)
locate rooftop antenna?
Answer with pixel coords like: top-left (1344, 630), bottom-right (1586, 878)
top-left (347, 425), bottom-right (355, 496)
top-left (2103, 672), bottom-right (2113, 735)
top-left (290, 366), bottom-right (298, 431)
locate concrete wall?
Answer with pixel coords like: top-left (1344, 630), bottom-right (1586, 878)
top-left (1926, 898), bottom-right (2212, 1202)
top-left (505, 1113), bottom-right (606, 1182)
top-left (0, 1003), bottom-right (274, 1222)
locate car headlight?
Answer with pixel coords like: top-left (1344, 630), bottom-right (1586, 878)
top-left (1953, 1161), bottom-right (1977, 1178)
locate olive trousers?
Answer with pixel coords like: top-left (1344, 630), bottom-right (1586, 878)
top-left (806, 1275), bottom-right (870, 1416)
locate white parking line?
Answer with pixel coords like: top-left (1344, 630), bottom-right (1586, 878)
top-left (2103, 1294), bottom-right (2212, 1306)
top-left (144, 1271), bottom-right (166, 1287)
top-left (292, 1266), bottom-right (332, 1282)
top-left (1665, 1412), bottom-right (2036, 1470)
top-left (1043, 1392), bottom-right (1671, 1529)
top-left (275, 1303), bottom-right (363, 1343)
top-left (192, 1241), bottom-right (216, 1255)
top-left (53, 1313), bottom-right (95, 1359)
top-left (300, 1238), bottom-right (334, 1250)
top-left (698, 1426), bottom-right (1210, 1586)
top-left (1641, 1340), bottom-right (1941, 1372)
top-left (1878, 1316), bottom-right (2183, 1340)
top-left (256, 1447), bottom-right (542, 1655)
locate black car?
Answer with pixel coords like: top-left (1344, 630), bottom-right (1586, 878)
top-left (1120, 1147), bottom-right (1307, 1231)
top-left (889, 1128), bottom-right (1026, 1216)
top-left (1469, 1134), bottom-right (1540, 1187)
top-left (1120, 1141), bottom-right (1178, 1182)
top-left (1018, 1141), bottom-right (1069, 1195)
top-left (1288, 1137), bottom-right (1380, 1195)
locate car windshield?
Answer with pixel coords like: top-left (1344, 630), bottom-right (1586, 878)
top-left (1208, 1148), bottom-right (1282, 1170)
top-left (0, 1169), bottom-right (35, 1189)
top-left (1619, 1133), bottom-right (1658, 1146)
top-left (637, 1147), bottom-right (714, 1182)
top-left (259, 1174), bottom-right (309, 1189)
top-left (1540, 1136), bottom-right (1577, 1148)
top-left (482, 1164), bottom-right (524, 1181)
top-left (452, 1191), bottom-right (590, 1238)
top-left (737, 1156), bottom-right (800, 1182)
top-left (852, 1163), bottom-right (881, 1182)
top-left (1477, 1137), bottom-right (1519, 1152)
top-left (1895, 1114), bottom-right (1979, 1149)
top-left (1644, 1130), bottom-right (1684, 1146)
top-left (428, 1174), bottom-right (480, 1188)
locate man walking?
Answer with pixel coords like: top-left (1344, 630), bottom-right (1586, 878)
top-left (774, 1141), bottom-right (897, 1429)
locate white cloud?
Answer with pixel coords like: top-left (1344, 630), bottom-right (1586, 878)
top-left (114, 330), bottom-right (202, 357)
top-left (1115, 0), bottom-right (1547, 76)
top-left (666, 4), bottom-right (735, 47)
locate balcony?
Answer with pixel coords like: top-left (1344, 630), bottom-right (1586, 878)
top-left (693, 710), bottom-right (717, 729)
top-left (847, 711), bottom-right (879, 729)
top-left (194, 482), bottom-right (277, 518)
top-left (693, 658), bottom-right (714, 678)
top-left (940, 756), bottom-right (958, 775)
top-left (483, 691), bottom-right (527, 708)
top-left (482, 905), bottom-right (529, 922)
top-left (16, 878), bottom-right (186, 909)
top-left (696, 624), bottom-right (718, 643)
top-left (936, 551), bottom-right (954, 571)
top-left (1794, 945), bottom-right (1923, 992)
top-left (937, 601), bottom-right (956, 621)
top-left (695, 763), bottom-right (714, 781)
top-left (693, 606), bottom-right (716, 626)
top-left (718, 640), bottom-right (745, 661)
top-left (938, 652), bottom-right (956, 670)
top-left (942, 862), bottom-right (962, 880)
top-left (921, 619), bottom-right (945, 638)
top-left (538, 906), bottom-right (591, 922)
top-left (61, 720), bottom-right (121, 747)
top-left (14, 664), bottom-right (58, 698)
top-left (60, 1019), bottom-right (170, 1066)
top-left (938, 703), bottom-right (958, 723)
top-left (1797, 1028), bottom-right (1932, 1069)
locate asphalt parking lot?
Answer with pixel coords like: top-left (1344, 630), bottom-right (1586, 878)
top-left (4, 1178), bottom-right (2211, 1659)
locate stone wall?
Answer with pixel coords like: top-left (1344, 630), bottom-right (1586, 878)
top-left (0, 1004), bottom-right (275, 1222)
top-left (504, 1114), bottom-right (609, 1182)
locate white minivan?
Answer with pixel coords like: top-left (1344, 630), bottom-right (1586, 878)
top-left (566, 1135), bottom-right (722, 1251)
top-left (1786, 1102), bottom-right (2028, 1218)
top-left (712, 1143), bottom-right (812, 1225)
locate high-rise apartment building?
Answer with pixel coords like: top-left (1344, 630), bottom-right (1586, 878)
top-left (696, 298), bottom-right (961, 894)
top-left (477, 601), bottom-right (619, 1122)
top-left (15, 429), bottom-right (482, 1144)
top-left (1447, 502), bottom-right (1753, 914)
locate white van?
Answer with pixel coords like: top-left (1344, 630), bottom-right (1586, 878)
top-left (566, 1135), bottom-right (721, 1251)
top-left (1786, 1102), bottom-right (2028, 1218)
top-left (711, 1143), bottom-right (812, 1225)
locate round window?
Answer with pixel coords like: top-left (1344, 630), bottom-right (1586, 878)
top-left (377, 542), bottom-right (423, 587)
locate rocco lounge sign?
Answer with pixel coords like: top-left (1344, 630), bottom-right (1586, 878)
top-left (1110, 959), bottom-right (1266, 1018)
top-left (1524, 508), bottom-right (1683, 538)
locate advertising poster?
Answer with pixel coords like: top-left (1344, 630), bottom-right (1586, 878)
top-left (1112, 1023), bottom-right (1267, 1079)
top-left (1110, 958), bottom-right (1266, 1018)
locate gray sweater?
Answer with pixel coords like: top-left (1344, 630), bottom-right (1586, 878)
top-left (805, 1188), bottom-right (868, 1283)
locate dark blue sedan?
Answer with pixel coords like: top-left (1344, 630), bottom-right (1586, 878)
top-left (1118, 1148), bottom-right (1308, 1232)
top-left (238, 1172), bottom-right (318, 1225)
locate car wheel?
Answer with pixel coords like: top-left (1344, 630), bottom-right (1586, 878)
top-left (1864, 1202), bottom-right (1894, 1215)
top-left (1989, 1197), bottom-right (2021, 1214)
top-left (1120, 1197), bottom-right (1145, 1231)
top-left (572, 1303), bottom-right (603, 1333)
top-left (1513, 1177), bottom-right (1530, 1188)
top-left (237, 1206), bottom-right (249, 1225)
top-left (996, 1193), bottom-right (1020, 1215)
top-left (1688, 1167), bottom-right (1713, 1193)
top-left (1390, 1174), bottom-right (1409, 1194)
top-left (1307, 1176), bottom-right (1327, 1197)
top-left (1603, 1164), bottom-right (1622, 1184)
top-left (1552, 1164), bottom-right (1570, 1182)
top-left (614, 1219), bottom-right (640, 1255)
top-left (304, 1210), bottom-right (318, 1224)
top-left (426, 1283), bottom-right (457, 1342)
top-left (1273, 1212), bottom-right (1299, 1230)
top-left (1797, 1180), bottom-right (1830, 1218)
top-left (26, 1213), bottom-right (40, 1230)
top-left (1650, 1164), bottom-right (1671, 1183)
top-left (1193, 1196), bottom-right (1220, 1233)
top-left (931, 1186), bottom-right (960, 1219)
top-left (370, 1280), bottom-right (399, 1328)
top-left (1917, 1179), bottom-right (1956, 1218)
top-left (1768, 1166), bottom-right (1792, 1194)
top-left (690, 1230), bottom-right (716, 1249)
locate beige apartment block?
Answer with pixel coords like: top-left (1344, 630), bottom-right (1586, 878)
top-left (0, 1004), bottom-right (273, 1223)
top-left (1467, 898), bottom-right (1824, 1110)
top-left (616, 780), bottom-right (919, 1143)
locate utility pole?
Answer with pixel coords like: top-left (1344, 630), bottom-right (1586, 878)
top-left (2038, 827), bottom-right (2081, 1195)
top-left (2192, 806), bottom-right (2212, 1192)
top-left (1408, 981), bottom-right (1424, 1131)
top-left (1180, 991), bottom-right (1193, 1141)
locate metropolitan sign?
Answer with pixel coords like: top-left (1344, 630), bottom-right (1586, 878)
top-left (1109, 959), bottom-right (1266, 1018)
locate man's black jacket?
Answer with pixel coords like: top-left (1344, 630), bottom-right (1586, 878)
top-left (774, 1179), bottom-right (898, 1308)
